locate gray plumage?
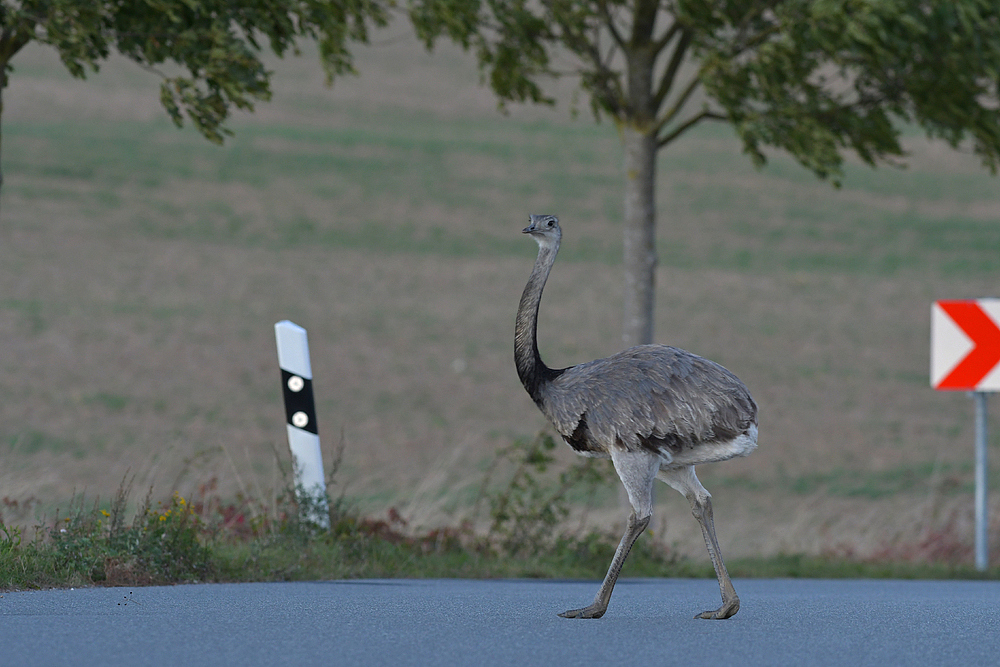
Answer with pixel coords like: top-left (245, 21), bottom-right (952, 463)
top-left (542, 345), bottom-right (756, 459)
top-left (515, 214), bottom-right (758, 620)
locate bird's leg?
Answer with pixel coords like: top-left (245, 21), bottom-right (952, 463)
top-left (658, 466), bottom-right (740, 620)
top-left (688, 492), bottom-right (739, 619)
top-left (560, 449), bottom-right (658, 619)
top-left (558, 511), bottom-right (649, 619)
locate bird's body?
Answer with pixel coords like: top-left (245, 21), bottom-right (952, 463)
top-left (533, 344), bottom-right (756, 463)
top-left (515, 214), bottom-right (757, 620)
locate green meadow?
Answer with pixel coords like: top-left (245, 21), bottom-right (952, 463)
top-left (1, 32), bottom-right (999, 579)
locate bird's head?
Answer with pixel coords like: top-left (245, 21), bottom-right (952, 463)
top-left (523, 214), bottom-right (561, 248)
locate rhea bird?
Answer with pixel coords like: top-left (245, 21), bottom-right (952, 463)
top-left (515, 214), bottom-right (758, 620)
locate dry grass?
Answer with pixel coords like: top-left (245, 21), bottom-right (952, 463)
top-left (2, 33), bottom-right (999, 564)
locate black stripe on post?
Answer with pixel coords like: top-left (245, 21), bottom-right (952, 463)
top-left (280, 369), bottom-right (318, 435)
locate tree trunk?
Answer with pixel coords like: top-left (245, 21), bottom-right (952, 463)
top-left (0, 57), bottom-right (7, 206)
top-left (621, 125), bottom-right (657, 348)
top-left (0, 73), bottom-right (5, 203)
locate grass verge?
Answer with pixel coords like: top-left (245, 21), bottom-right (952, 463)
top-left (2, 436), bottom-right (998, 590)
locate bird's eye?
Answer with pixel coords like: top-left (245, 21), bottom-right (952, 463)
top-left (546, 220), bottom-right (553, 227)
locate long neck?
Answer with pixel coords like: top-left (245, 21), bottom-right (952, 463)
top-left (515, 238), bottom-right (559, 403)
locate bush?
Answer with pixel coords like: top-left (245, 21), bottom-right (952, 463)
top-left (46, 486), bottom-right (211, 586)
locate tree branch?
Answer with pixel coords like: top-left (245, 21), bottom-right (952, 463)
top-left (543, 2), bottom-right (623, 114)
top-left (657, 108), bottom-right (727, 149)
top-left (651, 18), bottom-right (681, 56)
top-left (0, 26), bottom-right (34, 69)
top-left (726, 22), bottom-right (783, 61)
top-left (652, 27), bottom-right (692, 113)
top-left (656, 73), bottom-right (701, 128)
top-left (630, 0), bottom-right (659, 46)
top-left (596, 0), bottom-right (625, 51)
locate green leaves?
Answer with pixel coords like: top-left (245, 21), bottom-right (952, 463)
top-left (694, 0), bottom-right (1000, 182)
top-left (0, 521), bottom-right (21, 553)
top-left (411, 0), bottom-right (1000, 183)
top-left (1, 0), bottom-right (392, 143)
top-left (0, 1), bottom-right (112, 83)
top-left (410, 0), bottom-right (562, 108)
top-left (119, 0), bottom-right (390, 141)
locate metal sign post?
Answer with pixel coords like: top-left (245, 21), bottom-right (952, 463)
top-left (275, 320), bottom-right (329, 529)
top-left (931, 299), bottom-right (1000, 571)
top-left (974, 391), bottom-right (989, 571)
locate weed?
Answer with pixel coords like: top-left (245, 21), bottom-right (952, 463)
top-left (862, 508), bottom-right (979, 565)
top-left (0, 523), bottom-right (21, 553)
top-left (477, 432), bottom-right (614, 557)
top-left (45, 485), bottom-right (212, 586)
top-left (2, 436), bottom-right (998, 591)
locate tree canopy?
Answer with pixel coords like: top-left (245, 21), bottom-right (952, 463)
top-left (0, 0), bottom-right (390, 189)
top-left (410, 0), bottom-right (1000, 345)
top-left (693, 0), bottom-right (1000, 182)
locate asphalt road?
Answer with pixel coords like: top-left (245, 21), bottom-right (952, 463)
top-left (2, 578), bottom-right (999, 666)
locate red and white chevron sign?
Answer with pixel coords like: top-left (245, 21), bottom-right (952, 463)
top-left (931, 299), bottom-right (1000, 391)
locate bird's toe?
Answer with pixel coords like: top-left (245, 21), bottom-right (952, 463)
top-left (695, 597), bottom-right (739, 620)
top-left (559, 605), bottom-right (606, 619)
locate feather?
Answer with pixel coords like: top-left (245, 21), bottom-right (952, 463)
top-left (541, 346), bottom-right (757, 455)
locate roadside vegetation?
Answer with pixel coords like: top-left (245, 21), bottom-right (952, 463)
top-left (2, 436), bottom-right (996, 591)
top-left (5, 37), bottom-right (1000, 588)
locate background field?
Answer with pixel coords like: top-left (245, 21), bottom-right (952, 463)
top-left (2, 31), bottom-right (999, 563)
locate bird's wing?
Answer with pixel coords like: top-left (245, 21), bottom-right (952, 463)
top-left (542, 345), bottom-right (757, 454)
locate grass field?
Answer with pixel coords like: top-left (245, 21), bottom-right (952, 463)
top-left (2, 33), bottom-right (999, 566)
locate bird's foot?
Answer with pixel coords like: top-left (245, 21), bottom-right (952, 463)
top-left (558, 604), bottom-right (607, 619)
top-left (695, 596), bottom-right (739, 620)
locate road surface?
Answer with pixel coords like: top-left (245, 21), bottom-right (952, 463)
top-left (2, 578), bottom-right (999, 666)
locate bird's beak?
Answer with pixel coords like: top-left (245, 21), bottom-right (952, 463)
top-left (522, 222), bottom-right (535, 234)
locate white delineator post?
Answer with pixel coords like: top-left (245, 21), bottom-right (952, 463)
top-left (275, 320), bottom-right (329, 528)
